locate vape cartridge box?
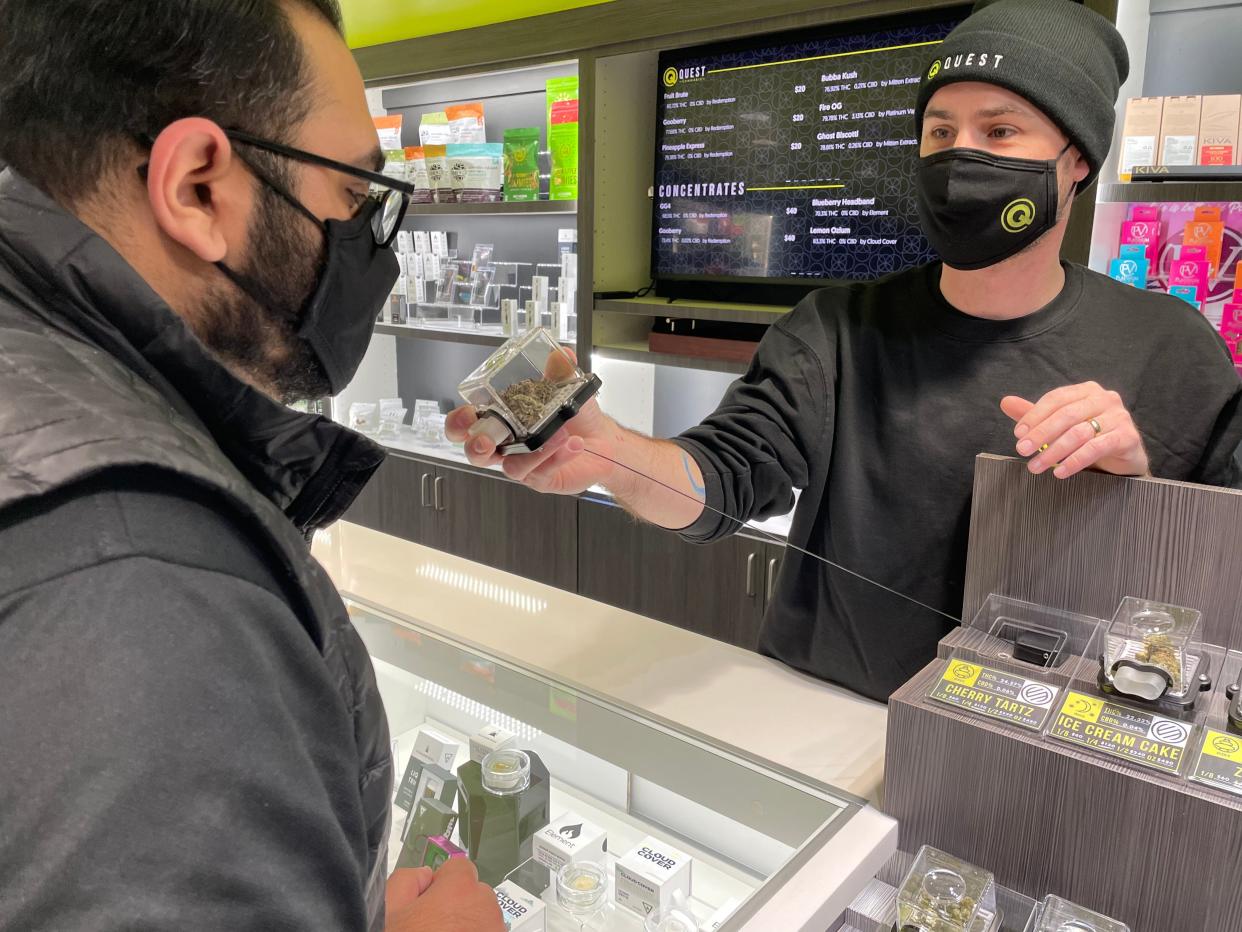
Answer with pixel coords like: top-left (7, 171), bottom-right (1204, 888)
top-left (1159, 96), bottom-right (1203, 166)
top-left (469, 724), bottom-right (518, 763)
top-left (1221, 304), bottom-right (1242, 366)
top-left (413, 231), bottom-right (430, 255)
top-left (430, 231), bottom-right (448, 257)
top-left (614, 836), bottom-right (693, 919)
top-left (1119, 219), bottom-right (1161, 265)
top-left (413, 762), bottom-right (459, 809)
top-left (1169, 284), bottom-right (1201, 310)
top-left (494, 880), bottom-right (546, 932)
top-left (1119, 96), bottom-right (1164, 178)
top-left (413, 727), bottom-right (460, 771)
top-left (1109, 256), bottom-right (1148, 288)
top-left (1183, 206), bottom-right (1225, 277)
top-left (1198, 94), bottom-right (1241, 166)
top-left (394, 751), bottom-right (429, 814)
top-left (422, 835), bottom-right (468, 871)
top-left (532, 811), bottom-right (608, 873)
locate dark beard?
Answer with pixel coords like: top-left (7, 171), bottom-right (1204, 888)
top-left (195, 183), bottom-right (330, 403)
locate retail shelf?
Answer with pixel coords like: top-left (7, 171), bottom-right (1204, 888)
top-left (594, 295), bottom-right (792, 325)
top-left (374, 323), bottom-right (508, 347)
top-left (592, 340), bottom-right (751, 375)
top-left (404, 200), bottom-right (577, 217)
top-left (1096, 181), bottom-right (1242, 203)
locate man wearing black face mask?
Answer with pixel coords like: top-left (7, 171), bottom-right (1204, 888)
top-left (448, 0), bottom-right (1242, 702)
top-left (0, 1), bottom-right (502, 930)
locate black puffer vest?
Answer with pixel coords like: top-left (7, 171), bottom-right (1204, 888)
top-left (0, 170), bottom-right (392, 928)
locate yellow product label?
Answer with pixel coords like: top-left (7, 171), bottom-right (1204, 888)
top-left (1060, 692), bottom-right (1104, 724)
top-left (1201, 730), bottom-right (1242, 764)
top-left (942, 661), bottom-right (982, 688)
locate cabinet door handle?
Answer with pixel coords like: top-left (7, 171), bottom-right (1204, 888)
top-left (745, 553), bottom-right (757, 597)
top-left (420, 473), bottom-right (431, 508)
top-left (766, 557), bottom-right (779, 603)
top-left (434, 476), bottom-right (446, 511)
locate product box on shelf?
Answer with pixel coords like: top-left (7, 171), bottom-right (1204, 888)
top-left (897, 845), bottom-right (1000, 932)
top-left (1159, 96), bottom-right (1203, 166)
top-left (1109, 245), bottom-right (1149, 289)
top-left (1183, 206), bottom-right (1226, 278)
top-left (1198, 95), bottom-right (1241, 166)
top-left (494, 879), bottom-right (546, 931)
top-left (532, 811), bottom-right (608, 874)
top-left (613, 836), bottom-right (693, 919)
top-left (1170, 246), bottom-right (1211, 310)
top-left (470, 724), bottom-right (518, 763)
top-left (414, 727), bottom-right (460, 771)
top-left (1120, 96), bottom-right (1164, 179)
top-left (1119, 206), bottom-right (1162, 265)
top-left (1221, 300), bottom-right (1242, 369)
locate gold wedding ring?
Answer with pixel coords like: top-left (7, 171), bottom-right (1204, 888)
top-left (1089, 417), bottom-right (1103, 436)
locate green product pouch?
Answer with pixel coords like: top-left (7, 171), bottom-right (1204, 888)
top-left (503, 128), bottom-right (541, 202)
top-left (549, 102), bottom-right (579, 201)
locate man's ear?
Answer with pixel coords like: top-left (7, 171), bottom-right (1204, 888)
top-left (1068, 144), bottom-right (1090, 186)
top-left (144, 118), bottom-right (245, 264)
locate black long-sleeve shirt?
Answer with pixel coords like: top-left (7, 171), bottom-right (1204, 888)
top-left (676, 261), bottom-right (1242, 701)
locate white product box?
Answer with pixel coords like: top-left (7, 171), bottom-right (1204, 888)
top-left (413, 727), bottom-right (459, 771)
top-left (469, 723), bottom-right (518, 763)
top-left (700, 897), bottom-right (740, 931)
top-left (613, 836), bottom-right (693, 919)
top-left (494, 880), bottom-right (546, 931)
top-left (413, 231), bottom-right (430, 255)
top-left (1159, 95), bottom-right (1203, 166)
top-left (532, 811), bottom-right (608, 873)
top-left (431, 231), bottom-right (448, 257)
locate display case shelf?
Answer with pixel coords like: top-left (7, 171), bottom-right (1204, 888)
top-left (345, 596), bottom-right (886, 931)
top-left (405, 200), bottom-right (578, 217)
top-left (595, 296), bottom-right (792, 326)
top-left (375, 323), bottom-right (509, 347)
top-left (1097, 182), bottom-right (1242, 204)
top-left (592, 341), bottom-right (751, 375)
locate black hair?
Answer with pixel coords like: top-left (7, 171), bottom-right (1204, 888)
top-left (0, 0), bottom-right (345, 204)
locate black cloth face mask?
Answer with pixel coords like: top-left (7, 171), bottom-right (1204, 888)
top-left (217, 183), bottom-right (399, 396)
top-left (914, 145), bottom-right (1071, 271)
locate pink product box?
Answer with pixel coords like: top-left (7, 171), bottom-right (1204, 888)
top-left (1120, 219), bottom-right (1162, 265)
top-left (1222, 303), bottom-right (1242, 366)
top-left (1170, 252), bottom-right (1210, 297)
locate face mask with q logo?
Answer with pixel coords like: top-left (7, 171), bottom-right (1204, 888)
top-left (915, 145), bottom-right (1070, 270)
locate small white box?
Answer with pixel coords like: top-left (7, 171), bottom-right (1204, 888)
top-left (470, 724), bottom-right (518, 763)
top-left (413, 231), bottom-right (430, 255)
top-left (614, 836), bottom-right (693, 919)
top-left (532, 811), bottom-right (608, 873)
top-left (431, 231), bottom-right (448, 257)
top-left (494, 880), bottom-right (546, 931)
top-left (413, 727), bottom-right (459, 771)
top-left (700, 897), bottom-right (740, 931)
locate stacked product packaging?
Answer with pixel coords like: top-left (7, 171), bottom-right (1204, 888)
top-left (1109, 201), bottom-right (1242, 370)
top-left (385, 724), bottom-right (730, 931)
top-left (368, 74), bottom-right (580, 205)
top-left (1119, 93), bottom-right (1241, 178)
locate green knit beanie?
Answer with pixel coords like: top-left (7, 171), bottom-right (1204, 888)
top-left (915, 0), bottom-right (1130, 190)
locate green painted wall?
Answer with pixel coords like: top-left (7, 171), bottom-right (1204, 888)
top-left (339, 0), bottom-right (616, 49)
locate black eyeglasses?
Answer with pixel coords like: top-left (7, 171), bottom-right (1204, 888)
top-left (225, 129), bottom-right (414, 248)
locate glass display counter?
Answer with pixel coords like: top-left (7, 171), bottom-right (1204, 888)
top-left (344, 597), bottom-right (887, 931)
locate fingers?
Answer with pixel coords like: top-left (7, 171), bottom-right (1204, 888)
top-left (544, 346), bottom-right (579, 381)
top-left (522, 436), bottom-right (590, 494)
top-left (500, 428), bottom-right (571, 482)
top-left (1012, 382), bottom-right (1096, 445)
top-left (445, 405), bottom-right (478, 443)
top-left (999, 395), bottom-right (1034, 424)
top-left (1050, 430), bottom-right (1127, 479)
top-left (1018, 391), bottom-right (1109, 459)
top-left (385, 867), bottom-right (435, 912)
top-left (1027, 418), bottom-right (1099, 475)
top-left (432, 855), bottom-right (479, 883)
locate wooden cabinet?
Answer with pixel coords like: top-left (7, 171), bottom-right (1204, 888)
top-left (345, 453), bottom-right (784, 649)
top-left (576, 496), bottom-right (782, 651)
top-left (343, 452), bottom-right (577, 591)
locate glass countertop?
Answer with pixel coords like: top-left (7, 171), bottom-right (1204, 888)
top-left (346, 597), bottom-right (864, 931)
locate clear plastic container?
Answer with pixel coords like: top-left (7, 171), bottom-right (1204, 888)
top-left (458, 328), bottom-right (600, 455)
top-left (550, 861), bottom-right (615, 931)
top-left (897, 846), bottom-right (999, 932)
top-left (1023, 894), bottom-right (1130, 932)
top-left (1102, 598), bottom-right (1204, 702)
